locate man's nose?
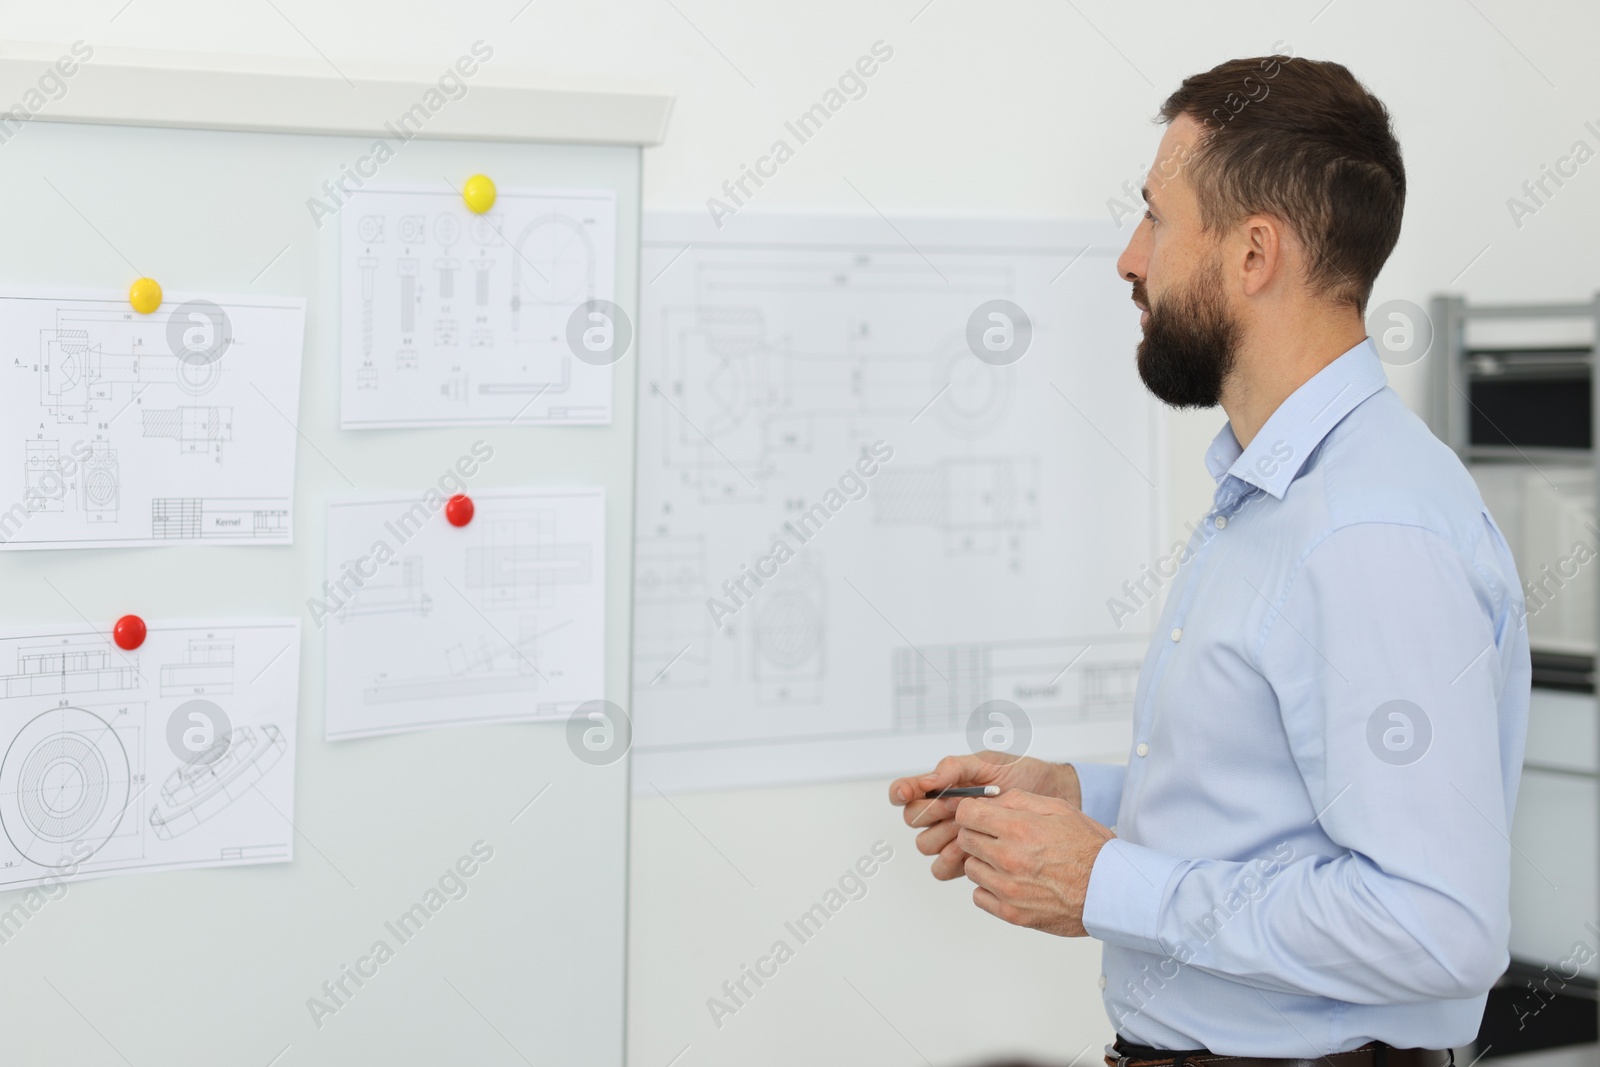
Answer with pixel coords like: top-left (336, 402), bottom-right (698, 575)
top-left (1115, 240), bottom-right (1143, 283)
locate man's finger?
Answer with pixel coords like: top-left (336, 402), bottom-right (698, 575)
top-left (919, 754), bottom-right (986, 793)
top-left (991, 788), bottom-right (1117, 838)
top-left (931, 839), bottom-right (968, 881)
top-left (889, 776), bottom-right (920, 806)
top-left (956, 825), bottom-right (1007, 870)
top-left (953, 795), bottom-right (1029, 837)
top-left (916, 820), bottom-right (959, 857)
top-left (891, 753), bottom-right (991, 808)
top-left (963, 854), bottom-right (1017, 900)
top-left (971, 885), bottom-right (1011, 925)
top-left (889, 771), bottom-right (947, 806)
top-left (903, 796), bottom-right (955, 828)
top-left (991, 789), bottom-right (1072, 816)
top-left (892, 767), bottom-right (950, 805)
top-left (927, 752), bottom-right (1011, 792)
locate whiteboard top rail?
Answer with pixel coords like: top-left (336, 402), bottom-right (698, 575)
top-left (0, 40), bottom-right (674, 145)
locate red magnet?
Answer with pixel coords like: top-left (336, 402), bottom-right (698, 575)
top-left (113, 614), bottom-right (146, 650)
top-left (445, 494), bottom-right (474, 527)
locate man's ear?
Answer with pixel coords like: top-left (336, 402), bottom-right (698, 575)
top-left (1239, 215), bottom-right (1282, 298)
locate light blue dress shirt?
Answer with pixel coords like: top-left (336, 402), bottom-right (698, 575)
top-left (1076, 339), bottom-right (1531, 1055)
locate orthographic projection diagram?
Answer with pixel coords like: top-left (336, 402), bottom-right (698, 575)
top-left (339, 185), bottom-right (618, 428)
top-left (335, 556), bottom-right (433, 620)
top-left (159, 637), bottom-right (235, 696)
top-left (872, 457), bottom-right (1041, 557)
top-left (632, 213), bottom-right (1162, 791)
top-left (324, 488), bottom-right (606, 740)
top-left (2, 288), bottom-right (305, 550)
top-left (141, 406), bottom-right (232, 456)
top-left (653, 300), bottom-right (1024, 508)
top-left (0, 620), bottom-right (299, 891)
top-left (366, 509), bottom-right (593, 704)
top-left (38, 307), bottom-right (227, 421)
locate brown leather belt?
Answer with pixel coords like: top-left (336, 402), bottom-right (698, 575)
top-left (1105, 1040), bottom-right (1455, 1067)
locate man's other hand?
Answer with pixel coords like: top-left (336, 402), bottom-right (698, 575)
top-left (955, 790), bottom-right (1115, 937)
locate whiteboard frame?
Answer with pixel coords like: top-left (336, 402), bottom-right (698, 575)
top-left (0, 41), bottom-right (673, 145)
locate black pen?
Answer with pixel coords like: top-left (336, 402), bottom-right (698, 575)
top-left (926, 785), bottom-right (1000, 798)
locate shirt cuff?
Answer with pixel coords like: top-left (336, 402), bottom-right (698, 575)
top-left (1082, 838), bottom-right (1186, 955)
top-left (1070, 761), bottom-right (1126, 826)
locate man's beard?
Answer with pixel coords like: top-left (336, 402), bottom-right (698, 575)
top-left (1134, 260), bottom-right (1239, 409)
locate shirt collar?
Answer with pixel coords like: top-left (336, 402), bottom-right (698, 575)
top-left (1204, 338), bottom-right (1388, 501)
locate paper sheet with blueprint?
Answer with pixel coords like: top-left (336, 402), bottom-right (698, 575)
top-left (0, 288), bottom-right (305, 551)
top-left (632, 213), bottom-right (1164, 792)
top-left (339, 184), bottom-right (617, 429)
top-left (0, 619), bottom-right (299, 892)
top-left (323, 488), bottom-right (607, 740)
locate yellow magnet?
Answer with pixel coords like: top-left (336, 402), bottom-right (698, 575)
top-left (129, 277), bottom-right (163, 315)
top-left (462, 174), bottom-right (497, 214)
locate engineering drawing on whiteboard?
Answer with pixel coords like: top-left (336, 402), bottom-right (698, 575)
top-left (339, 185), bottom-right (617, 428)
top-left (0, 288), bottom-right (306, 550)
top-left (323, 488), bottom-right (607, 740)
top-left (632, 213), bottom-right (1163, 792)
top-left (0, 620), bottom-right (300, 892)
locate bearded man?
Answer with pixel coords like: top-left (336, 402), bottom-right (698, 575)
top-left (892, 55), bottom-right (1529, 1066)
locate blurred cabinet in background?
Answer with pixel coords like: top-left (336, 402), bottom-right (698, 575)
top-left (1430, 294), bottom-right (1600, 1055)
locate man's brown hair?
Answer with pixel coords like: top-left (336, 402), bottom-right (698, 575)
top-left (1158, 55), bottom-right (1404, 313)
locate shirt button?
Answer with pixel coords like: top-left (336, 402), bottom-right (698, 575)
top-left (1214, 514), bottom-right (1228, 529)
top-left (1136, 742), bottom-right (1149, 757)
top-left (1170, 627), bottom-right (1183, 642)
top-left (1098, 975), bottom-right (1108, 990)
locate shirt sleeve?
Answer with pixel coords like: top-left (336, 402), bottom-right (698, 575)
top-left (1070, 761), bottom-right (1126, 826)
top-left (1081, 521), bottom-right (1521, 1003)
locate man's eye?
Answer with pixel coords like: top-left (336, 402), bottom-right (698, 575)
top-left (1144, 210), bottom-right (1157, 223)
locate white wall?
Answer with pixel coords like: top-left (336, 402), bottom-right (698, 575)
top-left (6, 2), bottom-right (1599, 1064)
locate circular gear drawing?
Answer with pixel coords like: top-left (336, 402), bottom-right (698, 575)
top-left (434, 213), bottom-right (461, 248)
top-left (0, 708), bottom-right (130, 867)
top-left (83, 468), bottom-right (116, 507)
top-left (511, 214), bottom-right (595, 307)
top-left (175, 354), bottom-right (223, 396)
top-left (934, 339), bottom-right (1013, 439)
top-left (755, 592), bottom-right (823, 668)
top-left (470, 213), bottom-right (503, 247)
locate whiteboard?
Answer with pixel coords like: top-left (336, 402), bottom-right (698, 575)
top-left (0, 102), bottom-right (642, 1065)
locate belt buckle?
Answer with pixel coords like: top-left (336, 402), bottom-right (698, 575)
top-left (1105, 1044), bottom-right (1133, 1067)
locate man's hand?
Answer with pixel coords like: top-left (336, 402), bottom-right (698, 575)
top-left (955, 790), bottom-right (1115, 937)
top-left (888, 754), bottom-right (1082, 880)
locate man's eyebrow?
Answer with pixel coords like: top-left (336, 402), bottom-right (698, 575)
top-left (1141, 185), bottom-right (1157, 210)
